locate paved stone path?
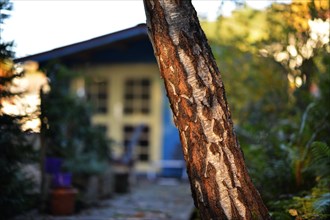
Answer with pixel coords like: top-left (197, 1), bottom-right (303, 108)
top-left (15, 180), bottom-right (195, 220)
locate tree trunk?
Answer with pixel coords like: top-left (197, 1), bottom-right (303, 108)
top-left (143, 1), bottom-right (270, 219)
top-left (39, 87), bottom-right (48, 213)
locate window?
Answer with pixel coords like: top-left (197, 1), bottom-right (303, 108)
top-left (86, 78), bottom-right (108, 113)
top-left (123, 78), bottom-right (151, 114)
top-left (123, 125), bottom-right (150, 162)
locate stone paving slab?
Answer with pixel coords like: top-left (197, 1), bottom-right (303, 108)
top-left (15, 180), bottom-right (195, 220)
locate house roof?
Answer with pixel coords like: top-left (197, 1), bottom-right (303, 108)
top-left (15, 24), bottom-right (156, 66)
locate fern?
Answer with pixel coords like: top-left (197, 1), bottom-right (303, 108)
top-left (313, 193), bottom-right (330, 215)
top-left (309, 142), bottom-right (330, 178)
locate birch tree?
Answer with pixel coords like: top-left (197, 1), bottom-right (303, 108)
top-left (143, 1), bottom-right (270, 219)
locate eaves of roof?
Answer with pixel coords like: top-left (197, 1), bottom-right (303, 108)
top-left (14, 24), bottom-right (148, 63)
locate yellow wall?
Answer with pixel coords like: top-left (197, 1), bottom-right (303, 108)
top-left (72, 63), bottom-right (163, 172)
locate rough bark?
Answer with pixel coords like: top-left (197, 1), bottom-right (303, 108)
top-left (143, 0), bottom-right (270, 219)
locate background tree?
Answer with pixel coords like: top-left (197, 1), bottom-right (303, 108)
top-left (40, 63), bottom-right (111, 204)
top-left (0, 0), bottom-right (38, 218)
top-left (143, 1), bottom-right (269, 219)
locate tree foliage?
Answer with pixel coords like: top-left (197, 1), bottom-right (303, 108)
top-left (0, 0), bottom-right (38, 218)
top-left (202, 0), bottom-right (329, 219)
top-left (41, 63), bottom-right (111, 176)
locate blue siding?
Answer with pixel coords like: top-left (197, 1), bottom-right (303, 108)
top-left (161, 89), bottom-right (184, 177)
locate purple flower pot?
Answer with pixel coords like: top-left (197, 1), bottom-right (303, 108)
top-left (52, 172), bottom-right (72, 188)
top-left (45, 157), bottom-right (63, 174)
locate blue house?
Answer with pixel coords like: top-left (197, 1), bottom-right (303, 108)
top-left (15, 24), bottom-right (184, 176)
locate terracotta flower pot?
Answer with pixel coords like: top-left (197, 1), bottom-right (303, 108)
top-left (50, 187), bottom-right (78, 215)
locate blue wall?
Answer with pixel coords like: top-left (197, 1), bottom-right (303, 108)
top-left (161, 89), bottom-right (184, 177)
